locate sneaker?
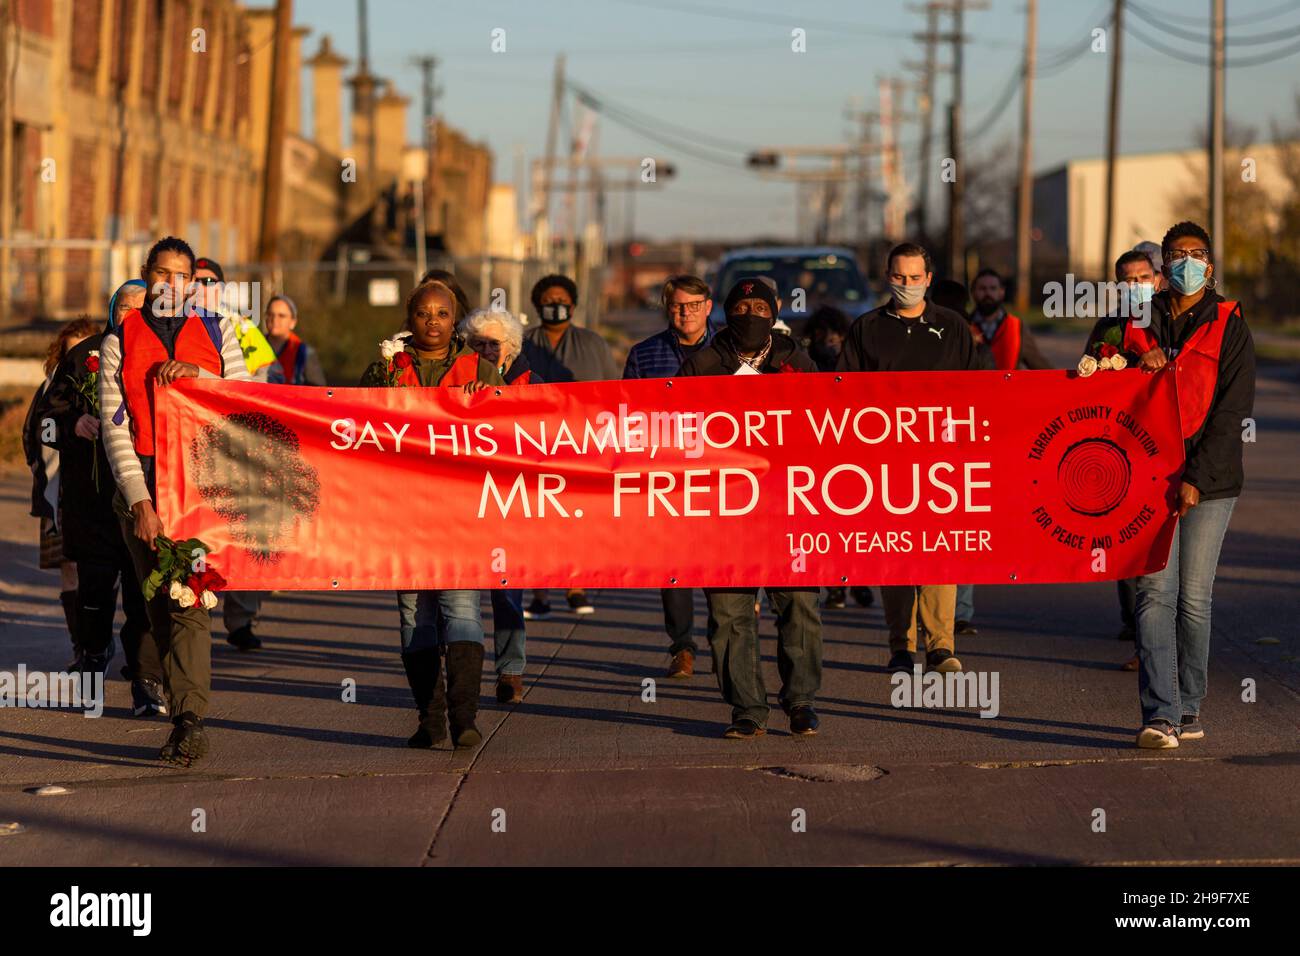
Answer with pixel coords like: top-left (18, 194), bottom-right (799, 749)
top-left (823, 588), bottom-right (846, 609)
top-left (1179, 715), bottom-right (1204, 740)
top-left (723, 718), bottom-right (766, 739)
top-left (523, 598), bottom-right (551, 621)
top-left (1121, 654), bottom-right (1139, 672)
top-left (226, 625), bottom-right (261, 651)
top-left (667, 648), bottom-right (695, 679)
top-left (954, 620), bottom-right (979, 636)
top-left (159, 712), bottom-right (210, 766)
top-left (887, 650), bottom-right (915, 673)
top-left (130, 679), bottom-right (168, 718)
top-left (1136, 721), bottom-right (1180, 749)
top-left (788, 705), bottom-right (819, 736)
top-left (850, 587), bottom-right (875, 607)
top-left (926, 649), bottom-right (963, 673)
top-left (496, 674), bottom-right (524, 705)
top-left (566, 591), bottom-right (595, 615)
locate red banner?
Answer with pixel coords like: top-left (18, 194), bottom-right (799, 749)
top-left (155, 368), bottom-right (1184, 590)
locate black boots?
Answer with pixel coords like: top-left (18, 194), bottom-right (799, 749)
top-left (445, 643), bottom-right (485, 749)
top-left (401, 648), bottom-right (446, 748)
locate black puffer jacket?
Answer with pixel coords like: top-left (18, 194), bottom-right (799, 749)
top-left (676, 328), bottom-right (818, 377)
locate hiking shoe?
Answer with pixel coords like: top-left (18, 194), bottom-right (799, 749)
top-left (926, 649), bottom-right (963, 673)
top-left (131, 679), bottom-right (168, 718)
top-left (1136, 721), bottom-right (1180, 750)
top-left (667, 649), bottom-right (695, 679)
top-left (851, 587), bottom-right (875, 607)
top-left (954, 620), bottom-right (979, 636)
top-left (723, 718), bottom-right (766, 739)
top-left (523, 598), bottom-right (551, 620)
top-left (407, 716), bottom-right (447, 749)
top-left (159, 712), bottom-right (209, 766)
top-left (789, 706), bottom-right (819, 736)
top-left (1179, 715), bottom-right (1204, 740)
top-left (496, 674), bottom-right (524, 705)
top-left (887, 650), bottom-right (915, 673)
top-left (566, 591), bottom-right (595, 615)
top-left (823, 588), bottom-right (846, 609)
top-left (226, 625), bottom-right (261, 651)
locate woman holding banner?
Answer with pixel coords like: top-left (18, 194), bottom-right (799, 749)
top-left (361, 279), bottom-right (504, 749)
top-left (1125, 222), bottom-right (1255, 750)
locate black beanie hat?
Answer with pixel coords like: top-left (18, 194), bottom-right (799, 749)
top-left (723, 276), bottom-right (778, 317)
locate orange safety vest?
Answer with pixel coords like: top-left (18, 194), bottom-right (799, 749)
top-left (117, 308), bottom-right (224, 456)
top-left (974, 313), bottom-right (1022, 370)
top-left (394, 351), bottom-right (481, 388)
top-left (276, 332), bottom-right (305, 385)
top-left (1123, 300), bottom-right (1237, 440)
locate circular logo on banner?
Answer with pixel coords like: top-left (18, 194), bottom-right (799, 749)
top-left (1057, 438), bottom-right (1131, 516)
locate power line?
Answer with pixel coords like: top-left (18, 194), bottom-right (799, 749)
top-left (1125, 16), bottom-right (1300, 67)
top-left (1128, 0), bottom-right (1300, 46)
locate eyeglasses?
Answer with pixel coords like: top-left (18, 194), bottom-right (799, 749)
top-left (668, 300), bottom-right (708, 316)
top-left (1165, 248), bottom-right (1210, 263)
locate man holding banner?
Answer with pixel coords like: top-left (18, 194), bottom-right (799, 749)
top-left (679, 277), bottom-right (823, 738)
top-left (99, 237), bottom-right (251, 766)
top-left (838, 242), bottom-right (983, 675)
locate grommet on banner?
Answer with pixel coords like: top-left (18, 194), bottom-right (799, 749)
top-left (840, 575), bottom-right (848, 583)
top-left (669, 576), bottom-right (678, 584)
top-left (665, 380), bottom-right (673, 388)
top-left (326, 389), bottom-right (334, 397)
top-left (834, 375), bottom-right (842, 383)
top-left (1008, 573), bottom-right (1017, 581)
top-left (1004, 373), bottom-right (1012, 380)
top-left (331, 579), bottom-right (339, 589)
top-left (494, 389), bottom-right (502, 396)
top-left (500, 578), bottom-right (508, 585)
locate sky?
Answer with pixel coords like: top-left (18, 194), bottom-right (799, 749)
top-left (293, 0), bottom-right (1300, 240)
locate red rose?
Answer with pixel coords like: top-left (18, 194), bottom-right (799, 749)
top-left (185, 574), bottom-right (203, 593)
top-left (85, 354), bottom-right (100, 373)
top-left (1099, 343), bottom-right (1118, 358)
top-left (391, 352), bottom-right (413, 370)
top-left (201, 569), bottom-right (227, 592)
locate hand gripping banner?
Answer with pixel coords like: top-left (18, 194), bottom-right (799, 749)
top-left (155, 368), bottom-right (1184, 591)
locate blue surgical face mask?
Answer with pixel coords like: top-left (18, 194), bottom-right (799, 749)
top-left (1127, 280), bottom-right (1154, 313)
top-left (1167, 256), bottom-right (1209, 295)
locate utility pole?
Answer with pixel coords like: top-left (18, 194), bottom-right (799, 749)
top-left (412, 55), bottom-right (439, 275)
top-left (1014, 0), bottom-right (1037, 313)
top-left (256, 0), bottom-right (293, 273)
top-left (1102, 0), bottom-right (1124, 280)
top-left (947, 0), bottom-right (988, 283)
top-left (907, 2), bottom-right (946, 243)
top-left (1209, 0), bottom-right (1225, 280)
top-left (534, 54), bottom-right (566, 258)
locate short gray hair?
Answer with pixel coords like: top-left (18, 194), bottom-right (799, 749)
top-left (460, 308), bottom-right (524, 357)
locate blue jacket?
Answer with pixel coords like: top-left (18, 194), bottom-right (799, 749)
top-left (622, 326), bottom-right (715, 380)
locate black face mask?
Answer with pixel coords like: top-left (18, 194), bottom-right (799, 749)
top-left (727, 313), bottom-right (773, 353)
top-left (809, 340), bottom-right (840, 364)
top-left (540, 304), bottom-right (572, 325)
top-left (974, 299), bottom-right (1001, 316)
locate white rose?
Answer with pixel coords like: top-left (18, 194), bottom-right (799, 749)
top-left (200, 589), bottom-right (218, 610)
top-left (1110, 353), bottom-right (1128, 371)
top-left (379, 333), bottom-right (411, 362)
top-left (1077, 354), bottom-right (1099, 377)
top-left (177, 586), bottom-right (197, 608)
top-left (169, 580), bottom-right (183, 600)
top-left (1098, 355), bottom-right (1114, 371)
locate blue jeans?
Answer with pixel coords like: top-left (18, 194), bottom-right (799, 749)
top-left (1135, 497), bottom-right (1236, 726)
top-left (955, 584), bottom-right (975, 623)
top-left (395, 590), bottom-right (484, 653)
top-left (491, 589), bottom-right (526, 676)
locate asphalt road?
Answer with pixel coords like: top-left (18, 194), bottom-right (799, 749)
top-left (0, 331), bottom-right (1296, 866)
